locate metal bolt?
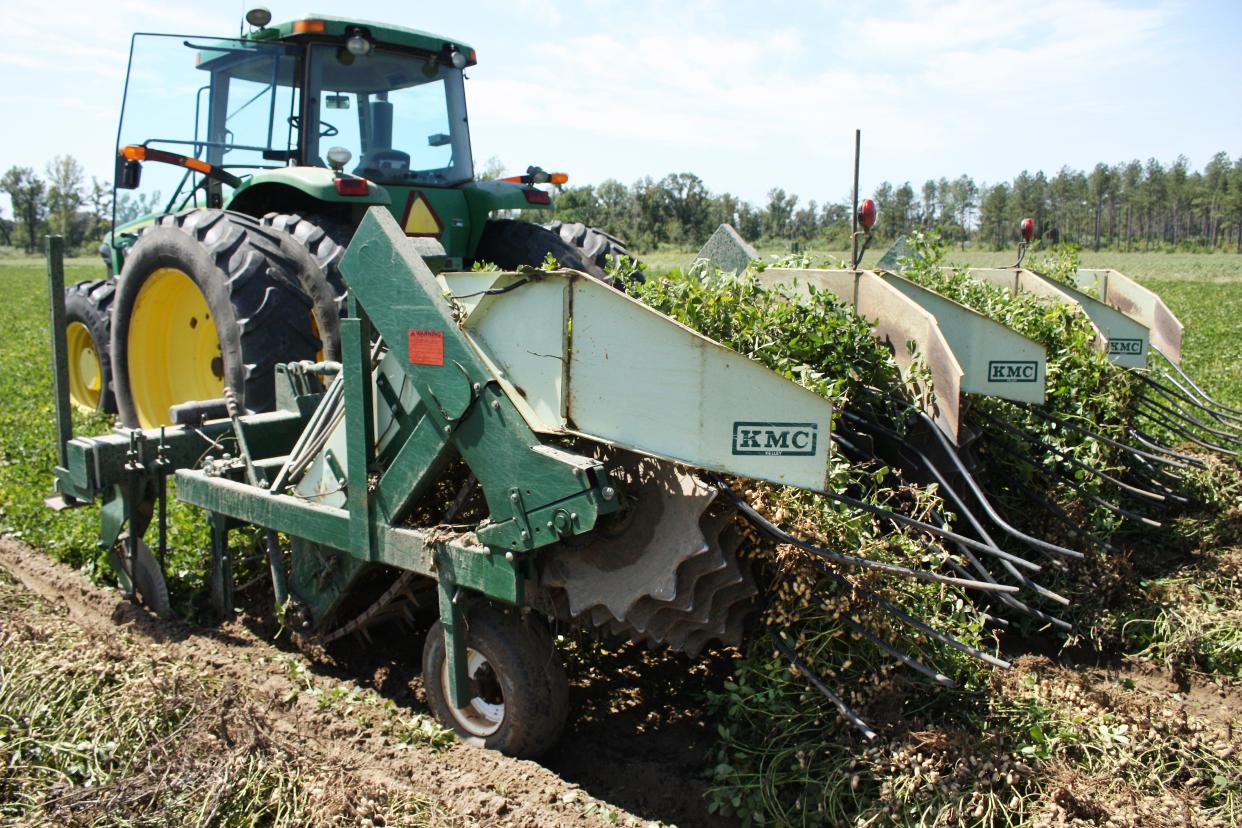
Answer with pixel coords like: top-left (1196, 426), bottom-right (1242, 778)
top-left (491, 400), bottom-right (500, 410)
top-left (570, 512), bottom-right (578, 521)
top-left (510, 492), bottom-right (519, 502)
top-left (505, 551), bottom-right (515, 561)
top-left (602, 486), bottom-right (615, 500)
top-left (472, 382), bottom-right (481, 392)
top-left (520, 529), bottom-right (529, 541)
top-left (443, 425), bottom-right (451, 434)
top-left (547, 521), bottom-right (554, 529)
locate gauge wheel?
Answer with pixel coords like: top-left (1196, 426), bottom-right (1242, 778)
top-left (63, 278), bottom-right (118, 413)
top-left (110, 209), bottom-right (338, 428)
top-left (422, 602), bottom-right (568, 758)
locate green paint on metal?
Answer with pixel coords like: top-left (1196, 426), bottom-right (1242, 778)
top-left (226, 167), bottom-right (391, 212)
top-left (209, 512), bottom-right (233, 620)
top-left (342, 316), bottom-right (379, 562)
top-left (436, 567), bottom-right (471, 710)
top-left (246, 16), bottom-right (475, 63)
top-left (288, 538), bottom-right (371, 628)
top-left (337, 207), bottom-right (614, 552)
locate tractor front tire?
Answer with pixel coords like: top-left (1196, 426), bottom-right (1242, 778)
top-left (111, 209), bottom-right (336, 428)
top-left (63, 278), bottom-right (118, 414)
top-left (422, 603), bottom-right (569, 758)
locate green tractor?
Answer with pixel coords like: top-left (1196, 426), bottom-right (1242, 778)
top-left (68, 9), bottom-right (631, 427)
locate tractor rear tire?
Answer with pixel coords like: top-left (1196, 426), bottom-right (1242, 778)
top-left (542, 220), bottom-right (643, 283)
top-left (262, 212), bottom-right (353, 317)
top-left (111, 209), bottom-right (338, 428)
top-left (63, 278), bottom-right (118, 414)
top-left (473, 219), bottom-right (612, 283)
top-left (422, 603), bottom-right (569, 758)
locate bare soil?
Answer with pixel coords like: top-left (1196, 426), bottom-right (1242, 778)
top-left (0, 538), bottom-right (728, 827)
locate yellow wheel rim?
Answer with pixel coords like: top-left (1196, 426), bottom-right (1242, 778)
top-left (66, 321), bottom-right (102, 412)
top-left (128, 267), bottom-right (224, 428)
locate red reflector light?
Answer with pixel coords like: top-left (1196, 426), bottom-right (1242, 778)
top-left (1020, 217), bottom-right (1034, 241)
top-left (857, 198), bottom-right (877, 231)
top-left (334, 177), bottom-right (369, 196)
top-left (522, 188), bottom-right (550, 205)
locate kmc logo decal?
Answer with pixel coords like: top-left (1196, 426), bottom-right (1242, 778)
top-left (987, 360), bottom-right (1039, 383)
top-left (1108, 338), bottom-right (1144, 356)
top-left (732, 422), bottom-right (818, 456)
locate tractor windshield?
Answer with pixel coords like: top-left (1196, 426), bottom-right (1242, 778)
top-left (305, 45), bottom-right (474, 186)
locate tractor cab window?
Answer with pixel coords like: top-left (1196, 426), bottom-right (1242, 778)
top-left (115, 34), bottom-right (300, 219)
top-left (306, 45), bottom-right (474, 186)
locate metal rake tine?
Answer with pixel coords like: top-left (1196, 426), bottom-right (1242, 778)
top-left (841, 617), bottom-right (956, 687)
top-left (720, 486), bottom-right (1021, 593)
top-left (1133, 402), bottom-right (1238, 457)
top-left (944, 559), bottom-right (1072, 632)
top-left (1154, 346), bottom-right (1242, 417)
top-left (1127, 426), bottom-right (1207, 468)
top-left (1013, 482), bottom-right (1121, 554)
top-left (850, 407), bottom-right (1082, 561)
top-left (1139, 370), bottom-right (1242, 429)
top-left (984, 434), bottom-right (1162, 528)
top-left (1023, 404), bottom-right (1191, 469)
top-left (1137, 390), bottom-right (1242, 445)
top-left (768, 628), bottom-right (877, 740)
top-left (973, 406), bottom-right (1168, 505)
top-left (807, 559), bottom-right (1010, 669)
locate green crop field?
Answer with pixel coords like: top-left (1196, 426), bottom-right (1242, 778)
top-left (2, 249), bottom-right (1242, 827)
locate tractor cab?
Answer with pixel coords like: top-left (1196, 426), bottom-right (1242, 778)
top-left (110, 17), bottom-right (482, 262)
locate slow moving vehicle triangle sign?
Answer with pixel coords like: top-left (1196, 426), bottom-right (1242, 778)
top-left (400, 191), bottom-right (443, 238)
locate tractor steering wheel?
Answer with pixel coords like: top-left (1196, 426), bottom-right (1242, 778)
top-left (287, 115), bottom-right (339, 139)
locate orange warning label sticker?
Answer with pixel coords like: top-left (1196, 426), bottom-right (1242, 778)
top-left (408, 329), bottom-right (444, 366)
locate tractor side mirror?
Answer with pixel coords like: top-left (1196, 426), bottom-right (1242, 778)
top-left (427, 133), bottom-right (451, 147)
top-left (116, 156), bottom-right (142, 190)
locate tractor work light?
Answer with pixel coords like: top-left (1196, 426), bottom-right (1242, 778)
top-left (326, 146), bottom-right (353, 171)
top-left (245, 6), bottom-right (272, 28)
top-left (449, 46), bottom-right (468, 69)
top-left (346, 29), bottom-right (374, 57)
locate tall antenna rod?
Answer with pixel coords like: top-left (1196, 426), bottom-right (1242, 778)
top-left (850, 129), bottom-right (861, 269)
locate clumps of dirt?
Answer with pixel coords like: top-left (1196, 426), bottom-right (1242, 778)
top-left (0, 539), bottom-right (662, 828)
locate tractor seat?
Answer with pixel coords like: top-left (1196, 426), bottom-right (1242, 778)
top-left (355, 149), bottom-right (410, 180)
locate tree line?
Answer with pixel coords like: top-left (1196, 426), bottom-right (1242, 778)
top-left (5, 152), bottom-right (1241, 255)
top-left (529, 153), bottom-right (1242, 253)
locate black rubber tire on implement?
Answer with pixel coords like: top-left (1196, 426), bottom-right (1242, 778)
top-left (473, 218), bottom-right (616, 283)
top-left (111, 209), bottom-right (339, 428)
top-left (422, 603), bottom-right (569, 758)
top-left (541, 220), bottom-right (642, 283)
top-left (63, 278), bottom-right (118, 413)
top-left (262, 212), bottom-right (353, 318)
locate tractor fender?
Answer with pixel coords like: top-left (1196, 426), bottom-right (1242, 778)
top-left (225, 167), bottom-right (390, 218)
top-left (462, 179), bottom-right (553, 254)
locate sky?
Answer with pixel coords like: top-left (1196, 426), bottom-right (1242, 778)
top-left (1, 0), bottom-right (1240, 212)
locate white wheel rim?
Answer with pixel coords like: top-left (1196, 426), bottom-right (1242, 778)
top-left (441, 647), bottom-right (504, 737)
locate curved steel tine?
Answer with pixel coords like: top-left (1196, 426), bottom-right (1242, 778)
top-left (1154, 347), bottom-right (1242, 417)
top-left (1023, 405), bottom-right (1191, 469)
top-left (768, 628), bottom-right (877, 739)
top-left (846, 407), bottom-right (1082, 561)
top-left (984, 433), bottom-right (1162, 528)
top-left (1139, 370), bottom-right (1242, 429)
top-left (806, 558), bottom-right (1010, 668)
top-left (1137, 389), bottom-right (1242, 445)
top-left (1012, 481), bottom-right (1121, 553)
top-left (1133, 402), bottom-right (1238, 457)
top-left (1126, 426), bottom-right (1207, 468)
top-left (973, 406), bottom-right (1168, 505)
top-left (944, 559), bottom-right (1073, 632)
